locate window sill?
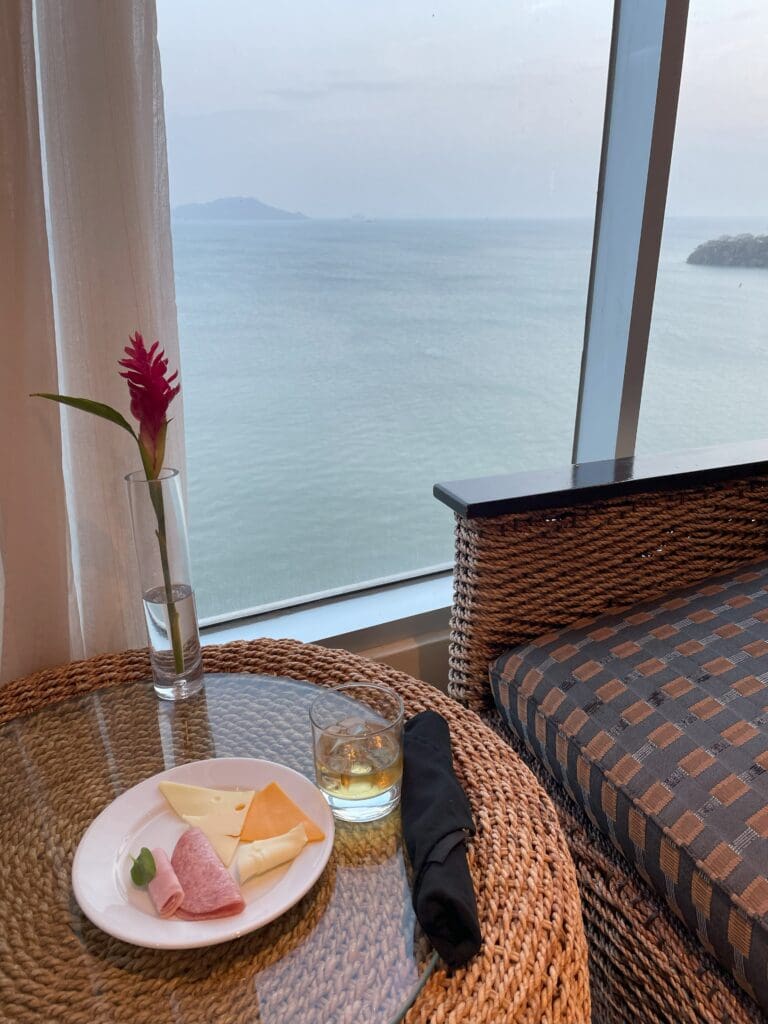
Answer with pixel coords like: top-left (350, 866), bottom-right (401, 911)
top-left (200, 571), bottom-right (453, 653)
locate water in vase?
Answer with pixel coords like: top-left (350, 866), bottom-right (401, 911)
top-left (142, 583), bottom-right (204, 699)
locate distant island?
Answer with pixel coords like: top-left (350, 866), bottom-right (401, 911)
top-left (687, 233), bottom-right (768, 268)
top-left (173, 196), bottom-right (308, 221)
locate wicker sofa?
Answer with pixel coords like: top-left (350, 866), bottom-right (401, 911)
top-left (435, 440), bottom-right (768, 1024)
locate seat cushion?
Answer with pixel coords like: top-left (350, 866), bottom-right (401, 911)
top-left (490, 559), bottom-right (768, 1011)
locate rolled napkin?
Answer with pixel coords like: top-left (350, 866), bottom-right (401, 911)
top-left (238, 823), bottom-right (308, 883)
top-left (147, 847), bottom-right (184, 918)
top-left (401, 710), bottom-right (481, 968)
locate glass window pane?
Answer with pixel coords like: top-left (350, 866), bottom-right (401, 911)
top-left (157, 1), bottom-right (612, 620)
top-left (637, 1), bottom-right (768, 457)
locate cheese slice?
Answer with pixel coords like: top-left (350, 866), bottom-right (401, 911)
top-left (173, 817), bottom-right (238, 867)
top-left (238, 824), bottom-right (308, 883)
top-left (158, 782), bottom-right (255, 866)
top-left (240, 782), bottom-right (325, 843)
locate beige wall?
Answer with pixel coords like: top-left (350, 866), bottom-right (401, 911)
top-left (354, 630), bottom-right (449, 692)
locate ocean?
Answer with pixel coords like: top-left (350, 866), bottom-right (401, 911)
top-left (172, 217), bottom-right (768, 621)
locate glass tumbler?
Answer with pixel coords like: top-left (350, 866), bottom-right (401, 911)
top-left (310, 683), bottom-right (404, 822)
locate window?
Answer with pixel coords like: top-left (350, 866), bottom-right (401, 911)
top-left (636, 1), bottom-right (768, 455)
top-left (157, 1), bottom-right (612, 621)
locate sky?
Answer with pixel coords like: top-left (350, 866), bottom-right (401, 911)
top-left (157, 0), bottom-right (767, 220)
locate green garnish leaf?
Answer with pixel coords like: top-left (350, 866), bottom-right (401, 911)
top-left (130, 847), bottom-right (157, 887)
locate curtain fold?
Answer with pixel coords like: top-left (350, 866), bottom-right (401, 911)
top-left (0, 0), bottom-right (185, 682)
top-left (0, 0), bottom-right (72, 682)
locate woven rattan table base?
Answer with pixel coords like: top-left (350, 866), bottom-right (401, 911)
top-left (0, 639), bottom-right (590, 1024)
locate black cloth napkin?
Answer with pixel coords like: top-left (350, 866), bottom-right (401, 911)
top-left (401, 710), bottom-right (481, 968)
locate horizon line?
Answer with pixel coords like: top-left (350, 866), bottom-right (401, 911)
top-left (171, 209), bottom-right (768, 223)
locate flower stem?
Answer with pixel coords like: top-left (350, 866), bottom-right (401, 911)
top-left (148, 482), bottom-right (185, 675)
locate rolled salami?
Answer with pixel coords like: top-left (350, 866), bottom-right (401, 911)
top-left (171, 827), bottom-right (245, 920)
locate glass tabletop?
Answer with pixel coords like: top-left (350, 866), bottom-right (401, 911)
top-left (0, 673), bottom-right (436, 1024)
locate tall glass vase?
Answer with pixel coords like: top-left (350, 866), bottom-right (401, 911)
top-left (126, 468), bottom-right (204, 700)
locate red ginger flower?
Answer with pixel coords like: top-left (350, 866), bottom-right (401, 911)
top-left (33, 333), bottom-right (185, 672)
top-left (119, 332), bottom-right (180, 478)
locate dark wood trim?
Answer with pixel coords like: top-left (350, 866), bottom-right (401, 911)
top-left (434, 440), bottom-right (768, 519)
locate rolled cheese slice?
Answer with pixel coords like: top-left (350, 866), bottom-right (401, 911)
top-left (238, 823), bottom-right (309, 883)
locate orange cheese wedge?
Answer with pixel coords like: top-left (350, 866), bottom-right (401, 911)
top-left (240, 781), bottom-right (325, 843)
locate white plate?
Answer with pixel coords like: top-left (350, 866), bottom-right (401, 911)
top-left (72, 757), bottom-right (335, 949)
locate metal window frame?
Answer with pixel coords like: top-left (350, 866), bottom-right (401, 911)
top-left (573, 0), bottom-right (689, 464)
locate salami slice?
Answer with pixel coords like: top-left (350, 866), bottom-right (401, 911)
top-left (171, 827), bottom-right (245, 920)
top-left (148, 848), bottom-right (184, 918)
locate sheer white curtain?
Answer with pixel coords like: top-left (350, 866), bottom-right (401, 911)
top-left (0, 0), bottom-right (72, 682)
top-left (0, 0), bottom-right (184, 682)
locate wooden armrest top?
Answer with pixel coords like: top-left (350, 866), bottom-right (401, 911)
top-left (434, 439), bottom-right (768, 519)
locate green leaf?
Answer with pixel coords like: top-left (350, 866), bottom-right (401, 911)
top-left (130, 847), bottom-right (157, 887)
top-left (31, 394), bottom-right (137, 439)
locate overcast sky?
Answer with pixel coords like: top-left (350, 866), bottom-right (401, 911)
top-left (157, 0), bottom-right (767, 219)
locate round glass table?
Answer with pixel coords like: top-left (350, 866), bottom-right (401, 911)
top-left (0, 673), bottom-right (436, 1024)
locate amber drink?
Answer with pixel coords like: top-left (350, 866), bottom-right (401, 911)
top-left (310, 684), bottom-right (404, 822)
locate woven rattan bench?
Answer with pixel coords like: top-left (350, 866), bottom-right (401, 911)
top-left (0, 638), bottom-right (590, 1024)
top-left (435, 440), bottom-right (768, 1024)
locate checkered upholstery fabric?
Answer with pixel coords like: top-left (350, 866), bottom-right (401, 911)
top-left (490, 560), bottom-right (768, 1011)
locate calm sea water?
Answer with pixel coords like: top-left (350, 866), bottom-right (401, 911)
top-left (172, 217), bottom-right (768, 620)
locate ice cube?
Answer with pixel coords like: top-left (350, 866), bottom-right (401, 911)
top-left (330, 716), bottom-right (369, 737)
top-left (366, 732), bottom-right (400, 769)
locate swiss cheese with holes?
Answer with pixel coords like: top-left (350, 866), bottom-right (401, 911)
top-left (158, 782), bottom-right (255, 866)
